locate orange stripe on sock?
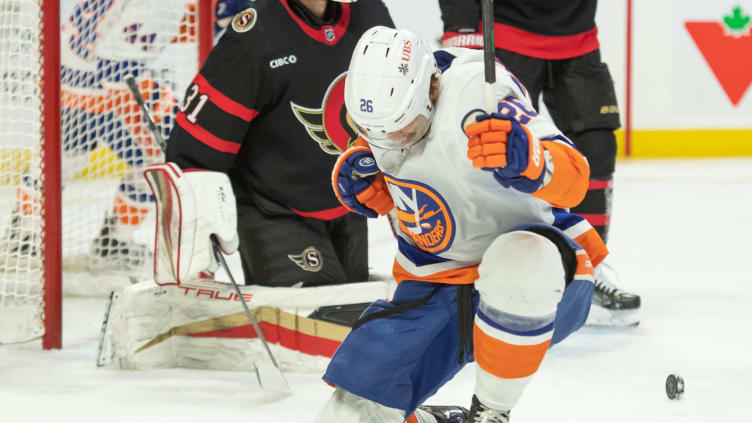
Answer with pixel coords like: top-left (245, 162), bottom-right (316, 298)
top-left (573, 228), bottom-right (608, 268)
top-left (574, 250), bottom-right (595, 280)
top-left (474, 323), bottom-right (550, 379)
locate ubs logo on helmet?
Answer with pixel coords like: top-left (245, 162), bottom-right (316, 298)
top-left (291, 71), bottom-right (359, 154)
top-left (384, 176), bottom-right (455, 254)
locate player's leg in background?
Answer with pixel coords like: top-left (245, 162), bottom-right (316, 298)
top-left (470, 230), bottom-right (564, 419)
top-left (543, 50), bottom-right (641, 318)
top-left (494, 50), bottom-right (546, 108)
top-left (542, 50), bottom-right (618, 242)
top-left (327, 213), bottom-right (369, 282)
top-left (236, 199), bottom-right (352, 287)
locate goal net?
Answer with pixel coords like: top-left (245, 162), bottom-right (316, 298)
top-left (0, 0), bottom-right (212, 348)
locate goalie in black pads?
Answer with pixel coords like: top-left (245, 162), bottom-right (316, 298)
top-left (165, 0), bottom-right (394, 287)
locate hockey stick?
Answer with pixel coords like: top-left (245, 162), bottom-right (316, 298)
top-left (481, 0), bottom-right (496, 112)
top-left (124, 74), bottom-right (167, 152)
top-left (211, 237), bottom-right (292, 394)
top-left (96, 291), bottom-right (116, 367)
top-left (126, 74), bottom-right (289, 394)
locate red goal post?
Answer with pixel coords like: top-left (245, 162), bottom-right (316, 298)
top-left (0, 0), bottom-right (214, 349)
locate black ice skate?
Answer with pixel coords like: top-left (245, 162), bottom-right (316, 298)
top-left (467, 395), bottom-right (510, 423)
top-left (417, 404), bottom-right (469, 423)
top-left (587, 261), bottom-right (641, 327)
top-left (89, 216), bottom-right (150, 271)
top-left (0, 212), bottom-right (41, 270)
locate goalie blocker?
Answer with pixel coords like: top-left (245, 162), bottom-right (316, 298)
top-left (96, 164), bottom-right (392, 372)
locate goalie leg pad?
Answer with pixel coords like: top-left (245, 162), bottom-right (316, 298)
top-left (98, 279), bottom-right (392, 373)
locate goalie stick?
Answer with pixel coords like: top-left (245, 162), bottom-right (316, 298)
top-left (481, 0), bottom-right (496, 112)
top-left (124, 74), bottom-right (167, 152)
top-left (125, 74), bottom-right (290, 394)
top-left (212, 236), bottom-right (292, 395)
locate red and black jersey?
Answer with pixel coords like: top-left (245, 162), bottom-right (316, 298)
top-left (166, 0), bottom-right (393, 220)
top-left (439, 0), bottom-right (599, 59)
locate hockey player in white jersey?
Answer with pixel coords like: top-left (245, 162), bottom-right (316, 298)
top-left (317, 27), bottom-right (609, 422)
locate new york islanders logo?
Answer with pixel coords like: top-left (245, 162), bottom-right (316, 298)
top-left (385, 176), bottom-right (456, 254)
top-left (291, 72), bottom-right (359, 155)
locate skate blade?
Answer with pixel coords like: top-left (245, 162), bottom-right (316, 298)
top-left (254, 360), bottom-right (292, 395)
top-left (586, 305), bottom-right (640, 328)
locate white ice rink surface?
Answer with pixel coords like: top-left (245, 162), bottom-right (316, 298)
top-left (1, 158), bottom-right (751, 422)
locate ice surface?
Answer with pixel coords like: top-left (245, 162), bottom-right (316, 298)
top-left (1, 158), bottom-right (751, 422)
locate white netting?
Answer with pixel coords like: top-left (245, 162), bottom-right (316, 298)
top-left (1, 0), bottom-right (201, 344)
top-left (0, 0), bottom-right (45, 343)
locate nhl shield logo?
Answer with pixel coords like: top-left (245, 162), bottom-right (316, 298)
top-left (291, 71), bottom-right (359, 154)
top-left (231, 8), bottom-right (257, 33)
top-left (324, 26), bottom-right (335, 42)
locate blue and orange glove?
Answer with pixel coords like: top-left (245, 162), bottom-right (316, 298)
top-left (465, 114), bottom-right (546, 193)
top-left (332, 147), bottom-right (394, 218)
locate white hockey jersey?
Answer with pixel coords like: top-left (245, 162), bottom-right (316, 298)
top-left (370, 48), bottom-right (605, 284)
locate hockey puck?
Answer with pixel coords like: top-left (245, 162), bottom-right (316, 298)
top-left (665, 374), bottom-right (684, 400)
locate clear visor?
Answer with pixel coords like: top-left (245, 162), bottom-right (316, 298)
top-left (356, 114), bottom-right (430, 150)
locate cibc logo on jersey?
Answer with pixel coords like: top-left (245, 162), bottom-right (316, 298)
top-left (291, 71), bottom-right (359, 155)
top-left (385, 175), bottom-right (456, 254)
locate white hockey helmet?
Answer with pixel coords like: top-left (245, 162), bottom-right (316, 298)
top-left (345, 26), bottom-right (439, 149)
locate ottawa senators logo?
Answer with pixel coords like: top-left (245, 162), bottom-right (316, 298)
top-left (291, 72), bottom-right (359, 155)
top-left (231, 8), bottom-right (257, 33)
top-left (288, 247), bottom-right (324, 272)
top-left (385, 176), bottom-right (456, 254)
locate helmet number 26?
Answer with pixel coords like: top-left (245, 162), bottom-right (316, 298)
top-left (360, 99), bottom-right (373, 113)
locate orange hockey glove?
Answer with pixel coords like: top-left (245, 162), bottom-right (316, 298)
top-left (465, 114), bottom-right (546, 193)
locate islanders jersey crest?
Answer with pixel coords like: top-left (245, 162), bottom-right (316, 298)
top-left (385, 176), bottom-right (456, 254)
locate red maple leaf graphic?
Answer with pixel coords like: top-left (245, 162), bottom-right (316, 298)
top-left (685, 22), bottom-right (752, 106)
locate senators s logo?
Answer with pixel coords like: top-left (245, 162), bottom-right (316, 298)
top-left (291, 72), bottom-right (359, 155)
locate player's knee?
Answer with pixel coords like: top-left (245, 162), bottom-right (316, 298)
top-left (316, 387), bottom-right (405, 423)
top-left (476, 231), bottom-right (565, 317)
top-left (570, 130), bottom-right (616, 178)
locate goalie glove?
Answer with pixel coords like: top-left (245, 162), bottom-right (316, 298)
top-left (332, 147), bottom-right (393, 218)
top-left (465, 114), bottom-right (546, 193)
top-left (144, 163), bottom-right (239, 285)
